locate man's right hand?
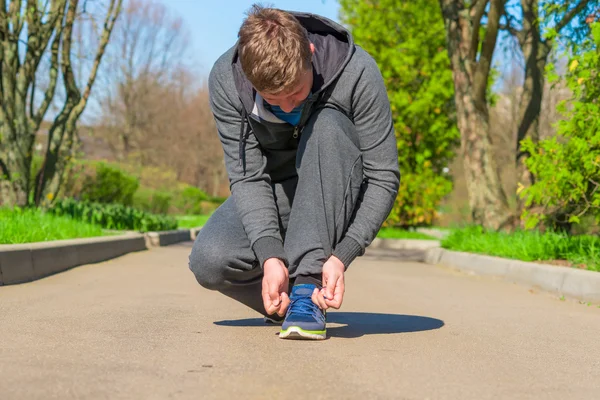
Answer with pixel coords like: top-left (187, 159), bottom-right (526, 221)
top-left (262, 258), bottom-right (290, 317)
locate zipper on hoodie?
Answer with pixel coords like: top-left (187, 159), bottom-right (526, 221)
top-left (293, 95), bottom-right (318, 140)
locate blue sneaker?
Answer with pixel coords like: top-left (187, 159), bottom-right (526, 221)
top-left (279, 284), bottom-right (326, 340)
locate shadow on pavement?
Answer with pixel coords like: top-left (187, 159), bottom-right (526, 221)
top-left (214, 312), bottom-right (444, 338)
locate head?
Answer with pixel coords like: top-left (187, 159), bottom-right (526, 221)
top-left (237, 4), bottom-right (314, 112)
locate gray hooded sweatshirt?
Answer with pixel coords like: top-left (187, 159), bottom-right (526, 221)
top-left (208, 12), bottom-right (400, 269)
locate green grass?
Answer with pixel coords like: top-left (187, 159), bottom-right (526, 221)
top-left (176, 214), bottom-right (211, 229)
top-left (376, 227), bottom-right (437, 240)
top-left (442, 226), bottom-right (600, 271)
top-left (0, 207), bottom-right (107, 244)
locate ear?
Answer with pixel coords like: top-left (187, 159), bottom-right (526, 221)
top-left (309, 42), bottom-right (315, 54)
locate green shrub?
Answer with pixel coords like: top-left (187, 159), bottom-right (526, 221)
top-left (133, 187), bottom-right (172, 215)
top-left (81, 162), bottom-right (139, 205)
top-left (48, 198), bottom-right (177, 232)
top-left (520, 23), bottom-right (600, 231)
top-left (171, 185), bottom-right (208, 214)
top-left (62, 160), bottom-right (139, 206)
top-left (385, 171), bottom-right (453, 228)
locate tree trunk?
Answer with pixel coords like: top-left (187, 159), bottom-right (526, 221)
top-left (439, 0), bottom-right (512, 230)
top-left (456, 82), bottom-right (511, 229)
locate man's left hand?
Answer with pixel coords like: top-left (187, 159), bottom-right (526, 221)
top-left (312, 255), bottom-right (345, 310)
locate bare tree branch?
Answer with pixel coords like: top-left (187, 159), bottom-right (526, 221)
top-left (555, 0), bottom-right (593, 33)
top-left (33, 1), bottom-right (66, 130)
top-left (78, 0), bottom-right (122, 110)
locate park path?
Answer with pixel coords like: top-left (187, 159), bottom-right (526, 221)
top-left (1, 242), bottom-right (599, 400)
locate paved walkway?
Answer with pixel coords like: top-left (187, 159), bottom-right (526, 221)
top-left (1, 242), bottom-right (599, 399)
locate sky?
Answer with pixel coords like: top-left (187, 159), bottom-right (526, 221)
top-left (157, 0), bottom-right (341, 77)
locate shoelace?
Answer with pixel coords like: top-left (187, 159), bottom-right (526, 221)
top-left (289, 295), bottom-right (323, 319)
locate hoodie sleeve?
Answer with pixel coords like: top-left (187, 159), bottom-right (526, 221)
top-left (208, 60), bottom-right (288, 268)
top-left (332, 50), bottom-right (401, 268)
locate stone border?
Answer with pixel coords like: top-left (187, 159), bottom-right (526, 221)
top-left (0, 228), bottom-right (201, 286)
top-left (144, 229), bottom-right (192, 247)
top-left (366, 239), bottom-right (600, 304)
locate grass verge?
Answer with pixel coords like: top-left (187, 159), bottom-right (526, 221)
top-left (176, 214), bottom-right (211, 229)
top-left (0, 207), bottom-right (108, 244)
top-left (442, 226), bottom-right (600, 271)
top-left (377, 228), bottom-right (437, 240)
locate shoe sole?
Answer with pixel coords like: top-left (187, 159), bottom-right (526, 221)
top-left (279, 326), bottom-right (326, 340)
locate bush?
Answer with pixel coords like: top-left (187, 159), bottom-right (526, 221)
top-left (48, 198), bottom-right (177, 232)
top-left (384, 171), bottom-right (453, 228)
top-left (520, 23), bottom-right (600, 231)
top-left (62, 160), bottom-right (139, 206)
top-left (133, 188), bottom-right (172, 215)
top-left (171, 185), bottom-right (208, 214)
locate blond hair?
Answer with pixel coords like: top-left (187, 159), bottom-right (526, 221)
top-left (237, 4), bottom-right (312, 94)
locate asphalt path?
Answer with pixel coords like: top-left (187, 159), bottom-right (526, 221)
top-left (1, 242), bottom-right (599, 399)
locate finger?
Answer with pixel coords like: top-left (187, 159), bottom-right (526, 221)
top-left (316, 288), bottom-right (329, 310)
top-left (325, 296), bottom-right (342, 309)
top-left (311, 288), bottom-right (321, 307)
top-left (311, 288), bottom-right (327, 310)
top-left (268, 280), bottom-right (281, 307)
top-left (325, 277), bottom-right (345, 309)
top-left (277, 292), bottom-right (290, 317)
top-left (262, 289), bottom-right (277, 315)
top-left (324, 279), bottom-right (336, 301)
top-left (261, 280), bottom-right (273, 314)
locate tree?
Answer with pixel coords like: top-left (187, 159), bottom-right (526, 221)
top-left (520, 23), bottom-right (600, 231)
top-left (93, 0), bottom-right (227, 196)
top-left (339, 0), bottom-right (459, 227)
top-left (438, 0), bottom-right (512, 230)
top-left (0, 0), bottom-right (123, 207)
top-left (503, 0), bottom-right (598, 212)
top-left (97, 0), bottom-right (189, 160)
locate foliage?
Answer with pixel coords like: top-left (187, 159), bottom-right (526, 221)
top-left (442, 225), bottom-right (600, 271)
top-left (133, 188), bottom-right (172, 215)
top-left (176, 214), bottom-right (212, 229)
top-left (83, 162), bottom-right (139, 205)
top-left (339, 0), bottom-right (459, 228)
top-left (376, 227), bottom-right (437, 240)
top-left (385, 171), bottom-right (453, 227)
top-left (0, 207), bottom-right (107, 244)
top-left (520, 23), bottom-right (600, 230)
top-left (171, 185), bottom-right (210, 215)
top-left (48, 198), bottom-right (177, 232)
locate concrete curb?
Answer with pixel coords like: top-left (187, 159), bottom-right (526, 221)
top-left (144, 229), bottom-right (192, 247)
top-left (0, 226), bottom-right (203, 286)
top-left (367, 239), bottom-right (600, 304)
top-left (433, 248), bottom-right (600, 304)
top-left (0, 234), bottom-right (147, 286)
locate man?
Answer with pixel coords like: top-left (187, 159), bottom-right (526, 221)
top-left (188, 4), bottom-right (399, 340)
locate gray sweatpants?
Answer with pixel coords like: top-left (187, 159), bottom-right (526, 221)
top-left (188, 108), bottom-right (363, 316)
